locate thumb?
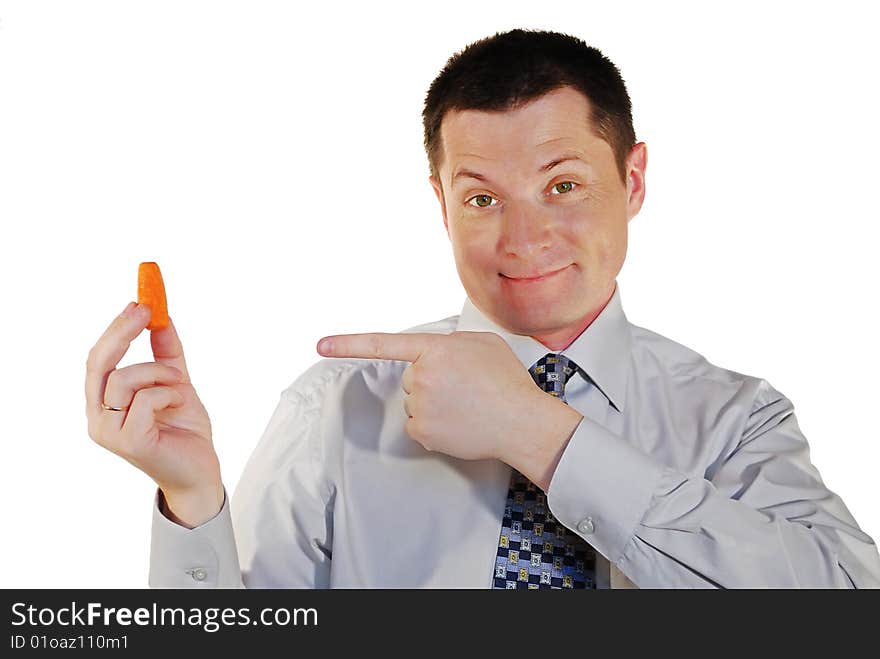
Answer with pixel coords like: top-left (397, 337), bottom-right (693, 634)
top-left (149, 315), bottom-right (192, 383)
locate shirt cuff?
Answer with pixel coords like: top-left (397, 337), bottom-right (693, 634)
top-left (547, 416), bottom-right (667, 565)
top-left (148, 486), bottom-right (242, 588)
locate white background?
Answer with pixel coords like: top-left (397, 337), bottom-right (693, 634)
top-left (1, 1), bottom-right (877, 588)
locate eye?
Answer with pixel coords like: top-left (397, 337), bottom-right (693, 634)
top-left (550, 181), bottom-right (577, 195)
top-left (466, 194), bottom-right (498, 208)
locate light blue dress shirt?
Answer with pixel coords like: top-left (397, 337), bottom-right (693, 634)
top-left (149, 281), bottom-right (880, 588)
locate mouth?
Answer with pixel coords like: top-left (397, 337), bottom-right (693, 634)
top-left (500, 264), bottom-right (571, 282)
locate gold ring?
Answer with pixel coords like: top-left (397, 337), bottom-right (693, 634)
top-left (102, 402), bottom-right (130, 412)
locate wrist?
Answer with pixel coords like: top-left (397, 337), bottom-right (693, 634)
top-left (160, 482), bottom-right (225, 529)
top-left (504, 394), bottom-right (583, 491)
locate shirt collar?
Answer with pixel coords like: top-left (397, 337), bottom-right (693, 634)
top-left (454, 280), bottom-right (631, 413)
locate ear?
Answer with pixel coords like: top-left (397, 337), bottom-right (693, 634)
top-left (429, 175), bottom-right (450, 236)
top-left (625, 142), bottom-right (648, 222)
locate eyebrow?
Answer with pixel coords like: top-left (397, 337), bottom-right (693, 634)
top-left (451, 154), bottom-right (589, 187)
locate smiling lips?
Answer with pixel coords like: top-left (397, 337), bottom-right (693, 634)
top-left (501, 264), bottom-right (571, 282)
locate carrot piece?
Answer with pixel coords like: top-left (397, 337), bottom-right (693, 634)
top-left (137, 262), bottom-right (169, 330)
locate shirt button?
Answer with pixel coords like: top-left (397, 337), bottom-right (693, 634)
top-left (192, 568), bottom-right (208, 581)
top-left (577, 517), bottom-right (595, 535)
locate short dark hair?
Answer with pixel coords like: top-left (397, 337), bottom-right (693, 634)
top-left (422, 29), bottom-right (636, 187)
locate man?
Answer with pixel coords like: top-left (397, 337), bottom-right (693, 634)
top-left (86, 29), bottom-right (880, 588)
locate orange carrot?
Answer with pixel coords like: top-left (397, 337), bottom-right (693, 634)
top-left (137, 262), bottom-right (169, 330)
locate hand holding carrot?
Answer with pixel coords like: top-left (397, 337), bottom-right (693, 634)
top-left (85, 266), bottom-right (223, 528)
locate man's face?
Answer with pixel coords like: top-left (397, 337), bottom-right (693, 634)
top-left (430, 86), bottom-right (647, 349)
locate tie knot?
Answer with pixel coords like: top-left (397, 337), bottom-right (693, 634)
top-left (529, 353), bottom-right (580, 403)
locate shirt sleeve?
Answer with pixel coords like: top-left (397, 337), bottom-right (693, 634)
top-left (148, 382), bottom-right (336, 588)
top-left (229, 387), bottom-right (335, 588)
top-left (546, 378), bottom-right (880, 588)
top-left (148, 486), bottom-right (243, 588)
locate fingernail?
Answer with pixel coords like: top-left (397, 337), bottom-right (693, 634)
top-left (121, 301), bottom-right (136, 316)
top-left (318, 338), bottom-right (333, 354)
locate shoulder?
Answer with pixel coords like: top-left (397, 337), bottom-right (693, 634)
top-left (627, 322), bottom-right (797, 459)
top-left (627, 321), bottom-right (771, 405)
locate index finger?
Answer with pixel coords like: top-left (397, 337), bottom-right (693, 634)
top-left (85, 302), bottom-right (152, 413)
top-left (317, 333), bottom-right (438, 362)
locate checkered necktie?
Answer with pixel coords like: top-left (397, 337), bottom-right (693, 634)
top-left (492, 353), bottom-right (597, 589)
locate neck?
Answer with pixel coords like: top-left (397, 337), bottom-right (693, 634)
top-left (531, 283), bottom-right (616, 351)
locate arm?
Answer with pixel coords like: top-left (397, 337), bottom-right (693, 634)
top-left (543, 379), bottom-right (880, 588)
top-left (229, 387), bottom-right (334, 588)
top-left (148, 383), bottom-right (335, 588)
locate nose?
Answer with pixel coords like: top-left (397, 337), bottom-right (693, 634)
top-left (500, 201), bottom-right (553, 259)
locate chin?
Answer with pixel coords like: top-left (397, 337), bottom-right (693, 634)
top-left (495, 305), bottom-right (568, 336)
top-left (499, 285), bottom-right (569, 316)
